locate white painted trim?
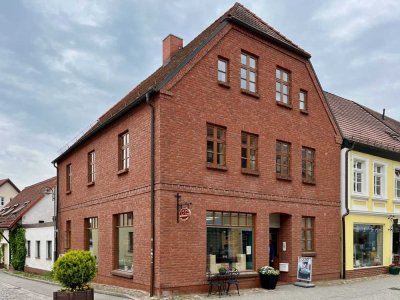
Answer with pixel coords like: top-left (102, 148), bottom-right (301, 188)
top-left (351, 154), bottom-right (369, 197)
top-left (372, 160), bottom-right (388, 199)
top-left (394, 165), bottom-right (400, 202)
top-left (350, 210), bottom-right (400, 217)
top-left (352, 194), bottom-right (369, 200)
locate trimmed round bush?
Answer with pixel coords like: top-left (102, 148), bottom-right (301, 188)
top-left (53, 250), bottom-right (96, 291)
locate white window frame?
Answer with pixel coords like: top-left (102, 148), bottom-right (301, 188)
top-left (373, 161), bottom-right (387, 199)
top-left (351, 156), bottom-right (369, 197)
top-left (395, 166), bottom-right (400, 202)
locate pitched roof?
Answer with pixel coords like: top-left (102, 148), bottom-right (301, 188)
top-left (360, 105), bottom-right (400, 135)
top-left (324, 91), bottom-right (400, 153)
top-left (0, 178), bottom-right (20, 193)
top-left (54, 2), bottom-right (310, 163)
top-left (0, 177), bottom-right (56, 229)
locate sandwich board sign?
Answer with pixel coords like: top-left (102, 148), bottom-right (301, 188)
top-left (297, 257), bottom-right (312, 282)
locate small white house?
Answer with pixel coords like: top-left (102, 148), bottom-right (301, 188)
top-left (0, 178), bottom-right (19, 209)
top-left (0, 177), bottom-right (56, 273)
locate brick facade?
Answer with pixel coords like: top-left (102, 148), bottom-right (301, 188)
top-left (56, 6), bottom-right (341, 296)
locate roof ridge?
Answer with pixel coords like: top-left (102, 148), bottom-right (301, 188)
top-left (24, 176), bottom-right (56, 190)
top-left (356, 103), bottom-right (400, 136)
top-left (233, 2), bottom-right (304, 51)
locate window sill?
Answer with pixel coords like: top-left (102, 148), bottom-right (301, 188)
top-left (35, 257), bottom-right (40, 259)
top-left (218, 81), bottom-right (230, 88)
top-left (111, 270), bottom-right (133, 279)
top-left (276, 175), bottom-right (292, 181)
top-left (87, 181), bottom-right (95, 187)
top-left (241, 169), bottom-right (259, 176)
top-left (117, 168), bottom-right (129, 176)
top-left (302, 179), bottom-right (316, 185)
top-left (276, 101), bottom-right (292, 109)
top-left (300, 109), bottom-right (309, 115)
top-left (301, 252), bottom-right (316, 257)
top-left (206, 163), bottom-right (228, 171)
top-left (393, 199), bottom-right (400, 203)
top-left (66, 190), bottom-right (71, 195)
top-left (372, 197), bottom-right (388, 202)
top-left (352, 193), bottom-right (369, 200)
top-left (206, 271), bottom-right (258, 278)
top-left (241, 89), bottom-right (260, 99)
top-left (46, 258), bottom-right (52, 261)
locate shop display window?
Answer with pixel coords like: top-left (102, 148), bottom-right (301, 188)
top-left (353, 224), bottom-right (383, 268)
top-left (206, 211), bottom-right (253, 272)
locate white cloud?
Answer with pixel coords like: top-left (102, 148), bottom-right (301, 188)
top-left (313, 0), bottom-right (400, 40)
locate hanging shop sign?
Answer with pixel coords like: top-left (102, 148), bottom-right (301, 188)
top-left (176, 193), bottom-right (192, 223)
top-left (297, 256), bottom-right (312, 282)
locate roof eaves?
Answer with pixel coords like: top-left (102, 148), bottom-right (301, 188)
top-left (227, 16), bottom-right (311, 59)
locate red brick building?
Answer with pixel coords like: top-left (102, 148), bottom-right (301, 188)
top-left (53, 3), bottom-right (342, 296)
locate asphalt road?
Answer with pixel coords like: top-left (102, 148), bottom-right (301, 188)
top-left (0, 271), bottom-right (129, 300)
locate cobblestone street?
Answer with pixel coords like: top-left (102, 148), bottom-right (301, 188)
top-left (0, 281), bottom-right (50, 300)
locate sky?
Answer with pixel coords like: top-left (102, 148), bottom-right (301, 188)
top-left (0, 0), bottom-right (399, 189)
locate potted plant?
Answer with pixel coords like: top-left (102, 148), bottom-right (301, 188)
top-left (218, 266), bottom-right (227, 275)
top-left (53, 250), bottom-right (96, 300)
top-left (388, 264), bottom-right (400, 275)
top-left (258, 266), bottom-right (280, 290)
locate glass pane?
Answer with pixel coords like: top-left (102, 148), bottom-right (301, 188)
top-left (283, 94), bottom-right (288, 104)
top-left (249, 57), bottom-right (256, 69)
top-left (218, 60), bottom-right (226, 72)
top-left (300, 101), bottom-right (305, 110)
top-left (276, 92), bottom-right (280, 101)
top-left (283, 85), bottom-right (288, 94)
top-left (249, 82), bottom-right (255, 92)
top-left (247, 214), bottom-right (253, 226)
top-left (283, 71), bottom-right (288, 82)
top-left (207, 125), bottom-right (214, 137)
top-left (241, 132), bottom-right (247, 145)
top-left (307, 240), bottom-right (312, 251)
top-left (241, 54), bottom-right (247, 65)
top-left (240, 68), bottom-right (247, 79)
top-left (206, 211), bottom-right (213, 225)
top-left (217, 153), bottom-right (225, 165)
top-left (301, 240), bottom-right (305, 251)
top-left (250, 135), bottom-right (256, 147)
top-left (239, 213), bottom-right (246, 226)
top-left (118, 227), bottom-right (133, 271)
top-left (300, 92), bottom-right (304, 101)
top-left (241, 79), bottom-right (247, 89)
top-left (276, 69), bottom-right (280, 79)
top-left (217, 128), bottom-right (225, 140)
top-left (249, 71), bottom-right (255, 82)
top-left (242, 157), bottom-right (247, 169)
top-left (218, 71), bottom-right (226, 82)
top-left (276, 82), bottom-right (280, 92)
top-left (353, 224), bottom-right (383, 268)
top-left (223, 213), bottom-right (230, 226)
top-left (276, 142), bottom-right (281, 152)
top-left (306, 218), bottom-right (312, 227)
top-left (231, 213), bottom-right (238, 226)
top-left (214, 212), bottom-right (222, 225)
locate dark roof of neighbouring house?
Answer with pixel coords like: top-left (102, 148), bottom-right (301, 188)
top-left (0, 178), bottom-right (20, 193)
top-left (360, 105), bottom-right (400, 135)
top-left (0, 177), bottom-right (56, 229)
top-left (53, 2), bottom-right (310, 163)
top-left (324, 91), bottom-right (400, 153)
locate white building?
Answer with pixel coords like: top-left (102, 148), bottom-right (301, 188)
top-left (0, 177), bottom-right (56, 273)
top-left (0, 179), bottom-right (19, 209)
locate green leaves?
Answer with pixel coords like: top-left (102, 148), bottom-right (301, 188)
top-left (53, 250), bottom-right (96, 291)
top-left (9, 224), bottom-right (26, 271)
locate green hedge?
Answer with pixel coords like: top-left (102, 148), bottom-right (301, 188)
top-left (9, 224), bottom-right (26, 270)
top-left (53, 250), bottom-right (96, 291)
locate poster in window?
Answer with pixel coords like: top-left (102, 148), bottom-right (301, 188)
top-left (297, 256), bottom-right (312, 282)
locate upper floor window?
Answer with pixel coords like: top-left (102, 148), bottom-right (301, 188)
top-left (118, 131), bottom-right (130, 171)
top-left (36, 241), bottom-right (41, 258)
top-left (26, 240), bottom-right (31, 257)
top-left (302, 147), bottom-right (315, 183)
top-left (0, 197), bottom-right (4, 206)
top-left (373, 163), bottom-right (385, 197)
top-left (301, 217), bottom-right (315, 252)
top-left (46, 241), bottom-right (52, 260)
top-left (276, 141), bottom-right (291, 179)
top-left (240, 52), bottom-right (257, 93)
top-left (241, 132), bottom-right (258, 172)
top-left (276, 68), bottom-right (290, 105)
top-left (218, 57), bottom-right (228, 84)
top-left (66, 164), bottom-right (72, 192)
top-left (299, 90), bottom-right (307, 112)
top-left (353, 159), bottom-right (366, 194)
top-left (396, 169), bottom-right (400, 199)
top-left (207, 124), bottom-right (226, 167)
top-left (88, 151), bottom-right (96, 184)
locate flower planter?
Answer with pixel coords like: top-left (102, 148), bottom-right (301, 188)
top-left (53, 288), bottom-right (94, 300)
top-left (389, 266), bottom-right (400, 275)
top-left (260, 274), bottom-right (279, 290)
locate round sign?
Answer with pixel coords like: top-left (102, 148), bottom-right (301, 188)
top-left (179, 207), bottom-right (191, 222)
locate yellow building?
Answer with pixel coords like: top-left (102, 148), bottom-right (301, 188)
top-left (326, 92), bottom-right (400, 278)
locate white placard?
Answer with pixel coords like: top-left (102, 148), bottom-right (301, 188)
top-left (246, 246), bottom-right (251, 255)
top-left (297, 257), bottom-right (312, 282)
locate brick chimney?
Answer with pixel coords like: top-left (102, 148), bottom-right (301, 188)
top-left (163, 34), bottom-right (183, 65)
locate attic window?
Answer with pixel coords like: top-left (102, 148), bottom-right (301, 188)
top-left (39, 220), bottom-right (44, 224)
top-left (385, 130), bottom-right (400, 141)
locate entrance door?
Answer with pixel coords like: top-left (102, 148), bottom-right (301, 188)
top-left (269, 228), bottom-right (279, 269)
top-left (242, 230), bottom-right (253, 270)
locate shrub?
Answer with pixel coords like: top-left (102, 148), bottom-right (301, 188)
top-left (258, 266), bottom-right (280, 276)
top-left (53, 250), bottom-right (96, 291)
top-left (9, 224), bottom-right (26, 271)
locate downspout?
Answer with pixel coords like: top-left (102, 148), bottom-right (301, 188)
top-left (341, 142), bottom-right (354, 279)
top-left (53, 162), bottom-right (59, 261)
top-left (146, 92), bottom-right (156, 297)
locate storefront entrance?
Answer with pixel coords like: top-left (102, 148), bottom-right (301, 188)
top-left (269, 213), bottom-right (292, 282)
top-left (393, 219), bottom-right (400, 264)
